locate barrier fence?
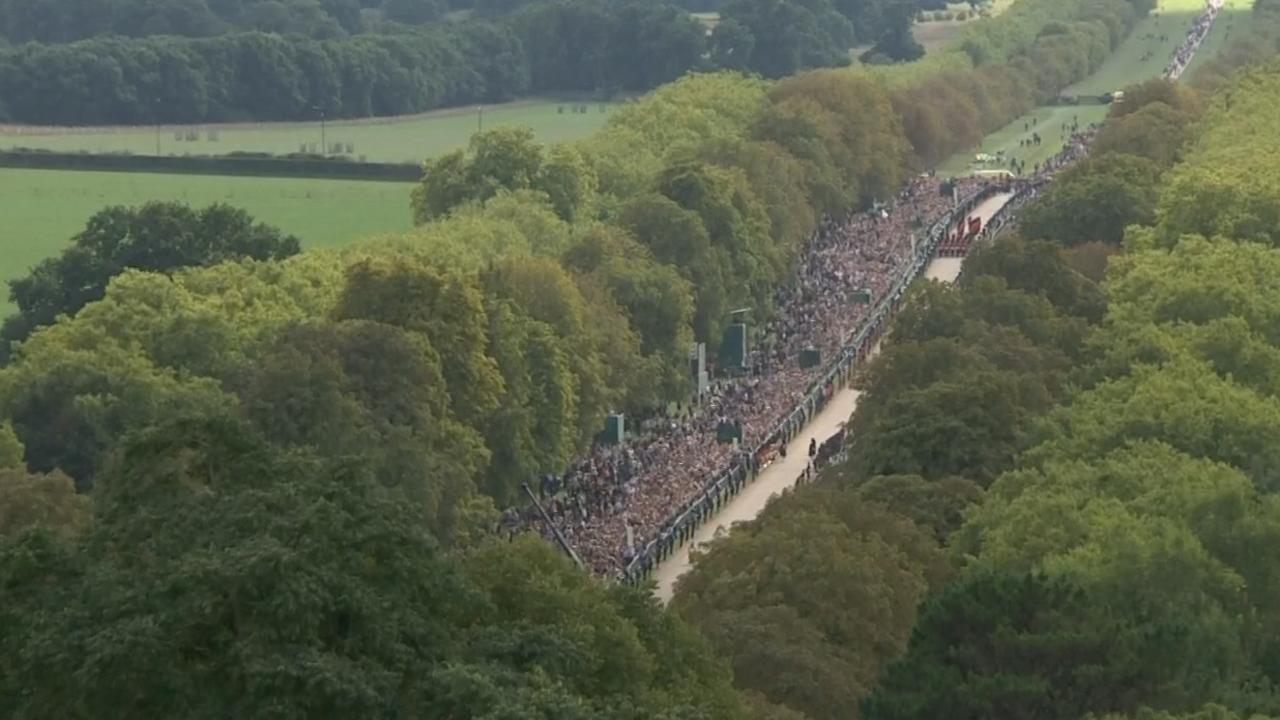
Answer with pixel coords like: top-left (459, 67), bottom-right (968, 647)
top-left (622, 184), bottom-right (1010, 584)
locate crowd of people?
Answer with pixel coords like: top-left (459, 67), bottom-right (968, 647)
top-left (512, 174), bottom-right (991, 577)
top-left (511, 0), bottom-right (1227, 581)
top-left (1166, 0), bottom-right (1225, 80)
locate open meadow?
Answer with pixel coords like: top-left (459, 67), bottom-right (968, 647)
top-left (1064, 0), bottom-right (1252, 95)
top-left (0, 98), bottom-right (615, 165)
top-left (0, 168), bottom-right (412, 316)
top-left (910, 0), bottom-right (1018, 53)
top-left (937, 104), bottom-right (1112, 176)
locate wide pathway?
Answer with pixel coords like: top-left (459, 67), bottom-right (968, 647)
top-left (652, 191), bottom-right (1014, 601)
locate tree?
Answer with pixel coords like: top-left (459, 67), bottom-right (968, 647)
top-left (337, 254), bottom-right (503, 431)
top-left (710, 17), bottom-right (756, 71)
top-left (1025, 356), bottom-right (1280, 493)
top-left (851, 474), bottom-right (983, 541)
top-left (766, 70), bottom-right (911, 208)
top-left (562, 226), bottom-right (696, 361)
top-left (413, 128), bottom-right (596, 224)
top-left (655, 160), bottom-right (779, 334)
top-left (1093, 101), bottom-right (1196, 168)
top-left (2, 202), bottom-right (299, 359)
top-left (510, 0), bottom-right (611, 91)
top-left (1148, 60), bottom-right (1280, 248)
top-left (0, 335), bottom-right (238, 488)
top-left (0, 467), bottom-right (89, 539)
top-left (229, 319), bottom-right (489, 541)
top-left (482, 255), bottom-right (621, 447)
top-left (962, 234), bottom-right (1107, 322)
top-left (1018, 152), bottom-right (1163, 246)
top-left (715, 0), bottom-right (855, 78)
top-left (604, 1), bottom-right (707, 91)
top-left (1108, 77), bottom-right (1202, 119)
top-left (839, 275), bottom-right (1083, 487)
top-left (618, 192), bottom-right (729, 343)
top-left (1094, 706), bottom-right (1277, 720)
top-left (843, 364), bottom-right (1036, 484)
top-left (0, 422), bottom-right (22, 469)
top-left (863, 569), bottom-right (1197, 720)
top-left (673, 492), bottom-right (946, 720)
top-left (862, 1), bottom-right (923, 63)
top-left (537, 145), bottom-right (598, 223)
top-left (958, 442), bottom-right (1280, 659)
top-left (1, 416), bottom-right (476, 719)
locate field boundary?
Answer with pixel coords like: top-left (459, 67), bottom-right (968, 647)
top-left (0, 95), bottom-right (621, 136)
top-left (0, 151), bottom-right (420, 182)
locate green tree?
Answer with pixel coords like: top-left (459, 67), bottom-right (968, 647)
top-left (337, 254), bottom-right (503, 430)
top-left (0, 335), bottom-right (238, 487)
top-left (1093, 101), bottom-right (1196, 168)
top-left (851, 473), bottom-right (984, 541)
top-left (0, 421), bottom-right (22, 469)
top-left (2, 202), bottom-right (299, 359)
top-left (962, 235), bottom-right (1106, 322)
top-left (1018, 152), bottom-right (1163, 246)
top-left (1026, 356), bottom-right (1280, 493)
top-left (674, 492), bottom-right (946, 720)
top-left (0, 467), bottom-right (89, 539)
top-left (863, 569), bottom-right (1193, 720)
top-left (618, 192), bottom-right (729, 343)
top-left (1, 416), bottom-right (476, 719)
top-left (716, 0), bottom-right (855, 78)
top-left (230, 319), bottom-right (489, 541)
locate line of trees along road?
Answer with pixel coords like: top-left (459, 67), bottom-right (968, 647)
top-left (671, 3), bottom-right (1280, 718)
top-left (0, 0), bottom-right (1183, 715)
top-left (0, 0), bottom-right (923, 125)
top-left (0, 0), bottom-right (1140, 125)
top-left (0, 0), bottom-right (913, 44)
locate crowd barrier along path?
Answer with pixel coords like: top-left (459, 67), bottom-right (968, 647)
top-left (641, 0), bottom-right (1231, 600)
top-left (646, 191), bottom-right (1016, 602)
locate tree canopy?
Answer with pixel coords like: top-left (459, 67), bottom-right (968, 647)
top-left (2, 201), bottom-right (299, 361)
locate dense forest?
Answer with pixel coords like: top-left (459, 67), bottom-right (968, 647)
top-left (0, 0), bottom-right (980, 124)
top-left (7, 0), bottom-right (1279, 716)
top-left (0, 0), bottom-right (908, 124)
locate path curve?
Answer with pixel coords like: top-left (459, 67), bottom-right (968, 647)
top-left (652, 191), bottom-right (1015, 601)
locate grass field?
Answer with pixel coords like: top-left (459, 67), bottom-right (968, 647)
top-left (0, 99), bottom-right (615, 165)
top-left (940, 0), bottom-right (1247, 177)
top-left (937, 104), bottom-right (1112, 176)
top-left (913, 19), bottom-right (971, 53)
top-left (1064, 0), bottom-right (1251, 95)
top-left (0, 168), bottom-right (413, 316)
top-left (911, 0), bottom-right (1018, 54)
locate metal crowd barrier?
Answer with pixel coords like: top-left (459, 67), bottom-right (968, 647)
top-left (621, 185), bottom-right (1007, 584)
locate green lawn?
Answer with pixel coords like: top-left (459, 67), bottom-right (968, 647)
top-left (0, 168), bottom-right (413, 316)
top-left (938, 104), bottom-right (1111, 176)
top-left (0, 99), bottom-right (615, 165)
top-left (940, 0), bottom-right (1245, 177)
top-left (1185, 0), bottom-right (1253, 75)
top-left (1064, 0), bottom-right (1252, 96)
